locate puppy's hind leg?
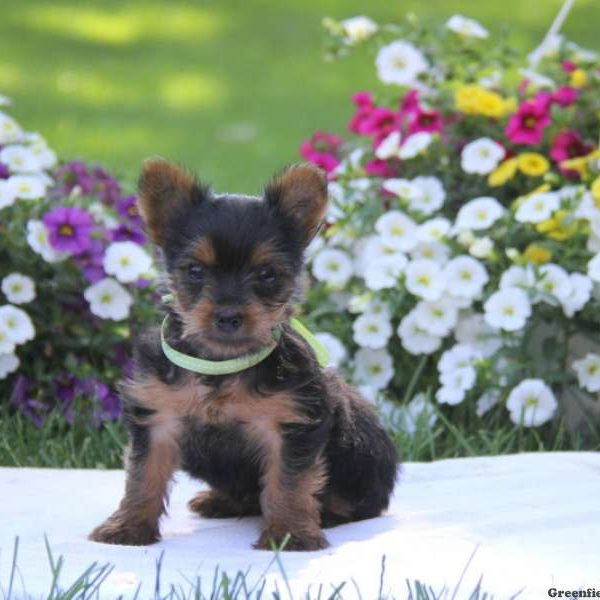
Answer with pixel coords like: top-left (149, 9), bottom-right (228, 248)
top-left (89, 417), bottom-right (180, 546)
top-left (188, 490), bottom-right (261, 519)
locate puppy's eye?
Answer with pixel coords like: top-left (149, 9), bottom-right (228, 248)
top-left (187, 264), bottom-right (204, 281)
top-left (258, 266), bottom-right (276, 285)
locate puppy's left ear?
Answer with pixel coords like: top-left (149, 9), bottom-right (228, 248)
top-left (264, 163), bottom-right (328, 245)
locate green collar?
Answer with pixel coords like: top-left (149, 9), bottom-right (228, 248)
top-left (160, 296), bottom-right (329, 376)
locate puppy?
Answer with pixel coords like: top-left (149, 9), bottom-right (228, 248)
top-left (89, 160), bottom-right (398, 551)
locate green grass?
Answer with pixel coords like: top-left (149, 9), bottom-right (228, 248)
top-left (1, 404), bottom-right (597, 470)
top-left (1, 537), bottom-right (519, 599)
top-left (1, 0), bottom-right (599, 193)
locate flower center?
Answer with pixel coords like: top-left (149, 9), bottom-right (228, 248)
top-left (367, 324), bottom-right (379, 333)
top-left (100, 293), bottom-right (113, 304)
top-left (502, 305), bottom-right (515, 316)
top-left (525, 396), bottom-right (539, 407)
top-left (327, 261), bottom-right (340, 272)
top-left (524, 116), bottom-right (537, 129)
top-left (417, 274), bottom-right (430, 285)
top-left (59, 224), bottom-right (74, 237)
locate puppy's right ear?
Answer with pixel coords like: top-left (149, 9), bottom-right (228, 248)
top-left (137, 159), bottom-right (207, 246)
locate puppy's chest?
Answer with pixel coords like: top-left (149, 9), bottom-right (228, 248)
top-left (130, 374), bottom-right (300, 437)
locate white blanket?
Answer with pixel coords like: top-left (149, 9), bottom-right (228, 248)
top-left (1, 452), bottom-right (599, 599)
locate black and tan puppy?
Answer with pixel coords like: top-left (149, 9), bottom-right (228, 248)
top-left (89, 160), bottom-right (398, 551)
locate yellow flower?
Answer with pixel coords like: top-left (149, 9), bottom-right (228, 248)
top-left (591, 176), bottom-right (600, 207)
top-left (560, 149), bottom-right (600, 177)
top-left (488, 157), bottom-right (518, 187)
top-left (517, 153), bottom-right (550, 177)
top-left (536, 209), bottom-right (578, 241)
top-left (570, 69), bottom-right (588, 88)
top-left (455, 85), bottom-right (511, 118)
top-left (523, 244), bottom-right (552, 264)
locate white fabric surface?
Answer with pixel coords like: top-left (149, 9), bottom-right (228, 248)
top-left (0, 452), bottom-right (599, 599)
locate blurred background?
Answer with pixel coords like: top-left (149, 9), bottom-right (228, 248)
top-left (1, 0), bottom-right (598, 193)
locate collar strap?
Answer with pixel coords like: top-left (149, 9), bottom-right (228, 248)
top-left (159, 296), bottom-right (329, 375)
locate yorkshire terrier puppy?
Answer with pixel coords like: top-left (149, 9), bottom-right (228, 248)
top-left (89, 160), bottom-right (398, 551)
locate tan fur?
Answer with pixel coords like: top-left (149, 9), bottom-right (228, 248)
top-left (194, 237), bottom-right (216, 266)
top-left (137, 159), bottom-right (197, 245)
top-left (267, 164), bottom-right (328, 243)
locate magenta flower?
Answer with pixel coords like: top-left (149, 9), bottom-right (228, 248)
top-left (551, 86), bottom-right (578, 107)
top-left (550, 130), bottom-right (593, 178)
top-left (505, 96), bottom-right (551, 145)
top-left (43, 206), bottom-right (94, 254)
top-left (300, 130), bottom-right (344, 174)
top-left (365, 158), bottom-right (398, 178)
top-left (348, 91), bottom-right (375, 134)
top-left (360, 107), bottom-right (400, 144)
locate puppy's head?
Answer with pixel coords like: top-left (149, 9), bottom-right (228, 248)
top-left (138, 159), bottom-right (327, 358)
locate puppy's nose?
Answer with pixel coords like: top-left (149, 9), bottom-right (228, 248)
top-left (215, 308), bottom-right (244, 333)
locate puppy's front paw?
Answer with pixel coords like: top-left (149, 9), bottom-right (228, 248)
top-left (89, 512), bottom-right (159, 546)
top-left (254, 527), bottom-right (329, 552)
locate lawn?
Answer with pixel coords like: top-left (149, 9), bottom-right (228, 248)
top-left (1, 0), bottom-right (598, 195)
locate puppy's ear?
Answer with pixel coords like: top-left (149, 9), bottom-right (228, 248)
top-left (264, 163), bottom-right (328, 245)
top-left (137, 159), bottom-right (207, 246)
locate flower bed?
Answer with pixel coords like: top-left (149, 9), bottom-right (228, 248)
top-left (0, 100), bottom-right (157, 427)
top-left (301, 14), bottom-right (600, 437)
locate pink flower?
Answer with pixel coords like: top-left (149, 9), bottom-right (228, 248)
top-left (300, 130), bottom-right (344, 174)
top-left (505, 95), bottom-right (551, 145)
top-left (360, 107), bottom-right (400, 144)
top-left (562, 60), bottom-right (577, 73)
top-left (550, 129), bottom-right (593, 164)
top-left (408, 108), bottom-right (443, 134)
top-left (349, 91), bottom-right (375, 134)
top-left (551, 86), bottom-right (578, 107)
top-left (365, 158), bottom-right (398, 178)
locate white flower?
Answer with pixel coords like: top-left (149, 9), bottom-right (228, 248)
top-left (358, 384), bottom-right (379, 404)
top-left (103, 241), bottom-right (153, 284)
top-left (341, 16), bottom-right (378, 44)
top-left (89, 202), bottom-right (119, 229)
top-left (572, 353), bottom-right (600, 393)
top-left (376, 40), bottom-right (428, 86)
top-left (398, 310), bottom-right (443, 355)
top-left (364, 254), bottom-right (407, 290)
top-left (375, 131), bottom-right (401, 159)
top-left (8, 174), bottom-right (47, 200)
top-left (469, 236), bottom-right (494, 259)
top-left (354, 235), bottom-right (404, 277)
top-left (84, 277), bottom-right (133, 321)
top-left (399, 393), bottom-right (438, 436)
top-left (517, 69), bottom-right (555, 89)
top-left (314, 332), bottom-right (347, 369)
top-left (439, 365), bottom-right (477, 392)
top-left (455, 312), bottom-right (503, 358)
top-left (382, 178), bottom-right (422, 201)
top-left (438, 343), bottom-right (479, 374)
top-left (1, 274), bottom-right (35, 304)
top-left (306, 235), bottom-right (325, 262)
top-left (456, 197), bottom-right (505, 230)
top-left (417, 217), bottom-right (452, 242)
top-left (413, 299), bottom-right (458, 337)
top-left (476, 389), bottom-right (500, 416)
top-left (410, 242), bottom-right (450, 264)
top-left (405, 259), bottom-right (446, 301)
top-left (500, 265), bottom-right (536, 290)
top-left (0, 353), bottom-right (19, 379)
top-left (0, 111), bottom-right (24, 144)
top-left (0, 328), bottom-right (15, 355)
top-left (446, 15), bottom-right (489, 38)
top-left (506, 379), bottom-right (558, 427)
top-left (587, 253), bottom-right (600, 282)
top-left (353, 312), bottom-right (393, 349)
top-left (375, 210), bottom-right (418, 252)
top-left (353, 348), bottom-right (394, 390)
top-left (0, 305), bottom-right (35, 344)
top-left (410, 176), bottom-right (445, 214)
top-left (363, 298), bottom-right (392, 319)
top-left (588, 234), bottom-right (600, 253)
top-left (312, 248), bottom-right (354, 288)
top-left (0, 145), bottom-right (42, 173)
top-left (435, 382), bottom-right (467, 406)
top-left (562, 273), bottom-right (593, 317)
top-left (461, 138), bottom-right (505, 175)
top-left (399, 132), bottom-right (433, 159)
top-left (536, 264), bottom-right (572, 303)
top-left (0, 179), bottom-right (17, 210)
top-left (30, 138), bottom-right (57, 170)
top-left (26, 220), bottom-right (69, 263)
top-left (515, 192), bottom-right (560, 224)
top-left (484, 287), bottom-right (532, 332)
top-left (444, 255), bottom-right (489, 299)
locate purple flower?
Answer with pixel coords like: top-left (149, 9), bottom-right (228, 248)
top-left (116, 195), bottom-right (142, 225)
top-left (110, 222), bottom-right (146, 245)
top-left (0, 162), bottom-right (9, 179)
top-left (10, 376), bottom-right (49, 427)
top-left (73, 239), bottom-right (106, 282)
top-left (43, 206), bottom-right (94, 254)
